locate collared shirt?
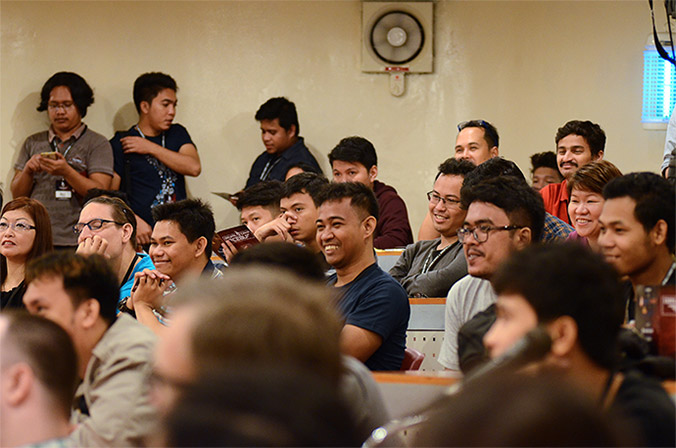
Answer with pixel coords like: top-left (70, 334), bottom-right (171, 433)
top-left (48, 122), bottom-right (87, 146)
top-left (540, 180), bottom-right (570, 225)
top-left (542, 212), bottom-right (574, 243)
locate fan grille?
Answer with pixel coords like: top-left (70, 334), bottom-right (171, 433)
top-left (370, 10), bottom-right (425, 65)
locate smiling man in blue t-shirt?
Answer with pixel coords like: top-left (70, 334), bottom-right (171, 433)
top-left (316, 182), bottom-right (409, 371)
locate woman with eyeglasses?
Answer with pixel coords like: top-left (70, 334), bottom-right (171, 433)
top-left (1, 198), bottom-right (53, 309)
top-left (75, 195), bottom-right (154, 309)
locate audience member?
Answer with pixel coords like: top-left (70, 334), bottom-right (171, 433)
top-left (1, 198), bottom-right (53, 310)
top-left (75, 195), bottom-right (155, 307)
top-left (438, 176), bottom-right (544, 372)
top-left (484, 244), bottom-right (675, 447)
top-left (389, 158), bottom-right (475, 297)
top-left (245, 97), bottom-right (322, 187)
top-left (329, 136), bottom-right (413, 249)
top-left (127, 199), bottom-right (221, 332)
top-left (566, 160), bottom-right (622, 251)
top-left (235, 179), bottom-right (283, 233)
top-left (285, 161), bottom-right (322, 180)
top-left (316, 182), bottom-right (410, 370)
top-left (11, 72), bottom-right (113, 249)
top-left (23, 252), bottom-right (157, 446)
top-left (454, 119), bottom-right (500, 166)
top-left (0, 312), bottom-right (79, 448)
top-left (540, 120), bottom-right (606, 224)
top-left (110, 72), bottom-right (201, 246)
top-left (530, 151), bottom-right (563, 191)
top-left (230, 241), bottom-right (326, 281)
top-left (598, 172), bottom-right (675, 321)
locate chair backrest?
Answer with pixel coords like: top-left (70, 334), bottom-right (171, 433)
top-left (401, 347), bottom-right (425, 371)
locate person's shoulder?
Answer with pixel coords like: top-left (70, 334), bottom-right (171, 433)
top-left (449, 274), bottom-right (484, 294)
top-left (540, 180), bottom-right (566, 198)
top-left (82, 126), bottom-right (112, 143)
top-left (167, 123), bottom-right (190, 135)
top-left (365, 265), bottom-right (408, 297)
top-left (23, 130), bottom-right (49, 144)
top-left (373, 180), bottom-right (399, 196)
top-left (95, 314), bottom-right (157, 358)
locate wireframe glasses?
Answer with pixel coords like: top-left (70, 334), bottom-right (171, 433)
top-left (0, 221), bottom-right (36, 232)
top-left (47, 102), bottom-right (75, 111)
top-left (73, 218), bottom-right (124, 234)
top-left (427, 191), bottom-right (461, 208)
top-left (457, 225), bottom-right (523, 243)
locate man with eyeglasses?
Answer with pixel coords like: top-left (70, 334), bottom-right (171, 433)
top-left (389, 158), bottom-right (475, 297)
top-left (11, 72), bottom-right (114, 250)
top-left (23, 252), bottom-right (157, 446)
top-left (438, 176), bottom-right (544, 372)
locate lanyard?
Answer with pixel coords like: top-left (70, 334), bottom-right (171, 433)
top-left (260, 157), bottom-right (281, 181)
top-left (420, 241), bottom-right (456, 274)
top-left (135, 126), bottom-right (165, 148)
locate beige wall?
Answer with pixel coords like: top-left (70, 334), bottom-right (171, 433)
top-left (1, 0), bottom-right (665, 232)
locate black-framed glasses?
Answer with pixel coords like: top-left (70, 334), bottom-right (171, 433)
top-left (0, 221), bottom-right (36, 232)
top-left (73, 218), bottom-right (124, 234)
top-left (457, 119), bottom-right (499, 147)
top-left (457, 225), bottom-right (524, 244)
top-left (427, 191), bottom-right (461, 208)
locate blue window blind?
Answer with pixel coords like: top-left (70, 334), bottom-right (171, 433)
top-left (642, 49), bottom-right (676, 123)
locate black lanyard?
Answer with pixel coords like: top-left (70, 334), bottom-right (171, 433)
top-left (120, 254), bottom-right (140, 287)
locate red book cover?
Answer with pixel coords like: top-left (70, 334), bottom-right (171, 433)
top-left (212, 225), bottom-right (260, 261)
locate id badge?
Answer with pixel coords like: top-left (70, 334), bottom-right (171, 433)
top-left (55, 178), bottom-right (73, 200)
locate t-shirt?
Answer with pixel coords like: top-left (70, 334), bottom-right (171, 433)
top-left (540, 180), bottom-right (570, 225)
top-left (328, 263), bottom-right (410, 371)
top-left (438, 275), bottom-right (497, 370)
top-left (245, 137), bottom-right (322, 188)
top-left (119, 253), bottom-right (155, 306)
top-left (389, 238), bottom-right (467, 297)
top-left (372, 180), bottom-right (414, 249)
top-left (111, 124), bottom-right (195, 226)
top-left (610, 369), bottom-right (676, 447)
top-left (15, 126), bottom-right (114, 246)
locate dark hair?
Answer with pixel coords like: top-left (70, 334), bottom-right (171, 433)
top-left (458, 120), bottom-right (500, 148)
top-left (461, 176), bottom-right (545, 242)
top-left (236, 180), bottom-right (284, 216)
top-left (133, 72), bottom-right (177, 113)
top-left (286, 162), bottom-right (321, 176)
top-left (165, 366), bottom-right (360, 447)
top-left (316, 182), bottom-right (379, 221)
top-left (152, 199), bottom-right (215, 258)
top-left (1, 198), bottom-right (53, 283)
top-left (37, 72), bottom-right (94, 117)
top-left (436, 158), bottom-right (476, 180)
top-left (492, 244), bottom-right (625, 369)
top-left (417, 371), bottom-right (625, 447)
top-left (255, 97), bottom-right (300, 134)
top-left (230, 242), bottom-right (326, 282)
top-left (461, 157), bottom-right (527, 192)
top-left (567, 160), bottom-right (622, 196)
top-left (1, 311), bottom-right (79, 419)
top-left (603, 172), bottom-right (675, 253)
top-left (26, 253), bottom-right (119, 323)
top-left (82, 195), bottom-right (138, 247)
top-left (282, 172), bottom-right (329, 206)
top-left (555, 120), bottom-right (606, 157)
top-left (530, 151), bottom-right (559, 174)
top-left (328, 136), bottom-right (378, 170)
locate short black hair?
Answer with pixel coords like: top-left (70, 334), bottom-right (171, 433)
top-left (328, 136), bottom-right (378, 170)
top-left (230, 242), bottom-right (326, 282)
top-left (555, 120), bottom-right (606, 157)
top-left (458, 120), bottom-right (500, 148)
top-left (255, 97), bottom-right (300, 134)
top-left (37, 72), bottom-right (94, 118)
top-left (287, 162), bottom-right (322, 176)
top-left (152, 199), bottom-right (215, 258)
top-left (461, 176), bottom-right (545, 242)
top-left (436, 158), bottom-right (476, 180)
top-left (26, 252), bottom-right (119, 324)
top-left (603, 172), bottom-right (675, 254)
top-left (236, 180), bottom-right (283, 214)
top-left (461, 157), bottom-right (527, 191)
top-left (530, 151), bottom-right (559, 174)
top-left (282, 172), bottom-right (329, 206)
top-left (492, 244), bottom-right (625, 369)
top-left (133, 72), bottom-right (177, 113)
top-left (316, 182), bottom-right (379, 221)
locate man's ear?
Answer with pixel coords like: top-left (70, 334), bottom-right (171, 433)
top-left (513, 226), bottom-right (532, 249)
top-left (650, 219), bottom-right (668, 247)
top-left (79, 299), bottom-right (101, 329)
top-left (362, 215), bottom-right (377, 240)
top-left (490, 146), bottom-right (499, 158)
top-left (288, 124), bottom-right (297, 139)
top-left (194, 236), bottom-right (208, 258)
top-left (368, 165), bottom-right (378, 183)
top-left (548, 316), bottom-right (578, 359)
top-left (3, 363), bottom-right (33, 407)
top-left (140, 100), bottom-right (151, 116)
top-left (594, 150), bottom-right (604, 161)
top-left (121, 223), bottom-right (133, 244)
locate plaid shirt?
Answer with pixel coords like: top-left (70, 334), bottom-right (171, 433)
top-left (541, 212), bottom-right (574, 243)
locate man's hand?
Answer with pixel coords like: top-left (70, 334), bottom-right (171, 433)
top-left (76, 235), bottom-right (109, 257)
top-left (220, 239), bottom-right (239, 264)
top-left (253, 216), bottom-right (292, 243)
top-left (128, 269), bottom-right (171, 311)
top-left (120, 136), bottom-right (158, 156)
top-left (39, 152), bottom-right (72, 177)
top-left (136, 216), bottom-right (153, 246)
top-left (24, 154), bottom-right (43, 175)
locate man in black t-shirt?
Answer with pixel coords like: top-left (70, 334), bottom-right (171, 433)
top-left (111, 72), bottom-right (201, 245)
top-left (316, 182), bottom-right (409, 371)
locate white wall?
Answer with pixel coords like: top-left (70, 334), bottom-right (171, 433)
top-left (1, 1), bottom-right (666, 232)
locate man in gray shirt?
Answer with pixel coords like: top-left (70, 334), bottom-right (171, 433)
top-left (390, 158), bottom-right (475, 297)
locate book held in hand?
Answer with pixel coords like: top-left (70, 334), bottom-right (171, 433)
top-left (212, 225), bottom-right (259, 261)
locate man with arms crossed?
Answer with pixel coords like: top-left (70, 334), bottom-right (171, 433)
top-left (316, 182), bottom-right (410, 370)
top-left (111, 72), bottom-right (201, 245)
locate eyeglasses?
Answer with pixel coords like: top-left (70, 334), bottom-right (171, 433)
top-left (427, 191), bottom-right (461, 208)
top-left (457, 225), bottom-right (524, 244)
top-left (73, 218), bottom-right (124, 234)
top-left (0, 221), bottom-right (36, 232)
top-left (47, 102), bottom-right (75, 111)
top-left (457, 119), bottom-right (499, 147)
